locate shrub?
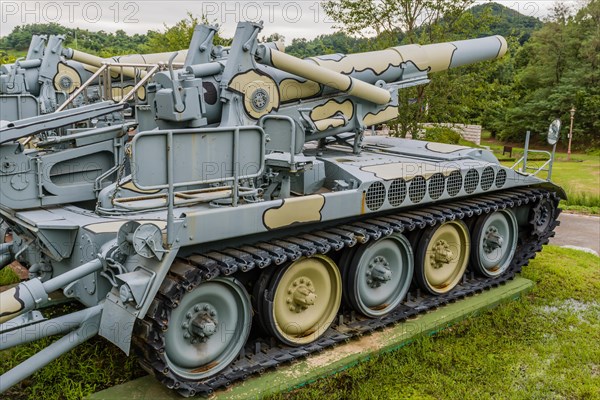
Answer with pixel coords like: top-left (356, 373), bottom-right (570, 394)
top-left (423, 126), bottom-right (462, 145)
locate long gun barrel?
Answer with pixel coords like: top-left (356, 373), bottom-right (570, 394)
top-left (308, 35), bottom-right (507, 81)
top-left (259, 48), bottom-right (392, 105)
top-left (257, 35), bottom-right (507, 103)
top-left (64, 48), bottom-right (188, 79)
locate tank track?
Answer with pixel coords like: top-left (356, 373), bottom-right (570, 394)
top-left (133, 187), bottom-right (560, 397)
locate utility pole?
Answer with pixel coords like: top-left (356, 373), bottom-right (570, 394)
top-left (568, 106), bottom-right (576, 161)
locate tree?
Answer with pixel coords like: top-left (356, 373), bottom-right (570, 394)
top-left (492, 0), bottom-right (599, 148)
top-left (322, 0), bottom-right (503, 137)
top-left (323, 0), bottom-right (474, 46)
top-left (285, 32), bottom-right (365, 58)
top-left (142, 13), bottom-right (230, 54)
top-left (260, 33), bottom-right (284, 43)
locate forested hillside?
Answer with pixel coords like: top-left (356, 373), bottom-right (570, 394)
top-left (1, 1), bottom-right (597, 148)
top-left (0, 23), bottom-right (148, 57)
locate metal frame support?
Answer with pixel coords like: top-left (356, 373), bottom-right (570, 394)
top-left (0, 305), bottom-right (102, 394)
top-left (523, 130), bottom-right (530, 173)
top-left (0, 259), bottom-right (103, 324)
top-left (548, 141), bottom-right (557, 181)
top-left (167, 131), bottom-right (175, 245)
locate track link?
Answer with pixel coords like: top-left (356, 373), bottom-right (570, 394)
top-left (133, 187), bottom-right (560, 397)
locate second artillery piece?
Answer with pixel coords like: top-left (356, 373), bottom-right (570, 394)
top-left (0, 21), bottom-right (563, 397)
top-left (0, 33), bottom-right (193, 120)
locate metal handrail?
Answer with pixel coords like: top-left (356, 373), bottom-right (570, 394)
top-left (510, 130), bottom-right (556, 181)
top-left (130, 127), bottom-right (266, 243)
top-left (55, 64), bottom-right (108, 112)
top-left (511, 149), bottom-right (553, 180)
top-left (119, 64), bottom-right (160, 104)
top-left (56, 61), bottom-right (180, 112)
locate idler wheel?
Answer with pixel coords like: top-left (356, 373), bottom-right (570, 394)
top-left (415, 220), bottom-right (470, 295)
top-left (529, 197), bottom-right (556, 237)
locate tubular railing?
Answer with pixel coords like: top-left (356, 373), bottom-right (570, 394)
top-left (56, 61), bottom-right (181, 112)
top-left (510, 130), bottom-right (556, 181)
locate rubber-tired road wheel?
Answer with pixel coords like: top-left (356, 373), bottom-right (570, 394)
top-left (415, 220), bottom-right (470, 295)
top-left (341, 233), bottom-right (413, 317)
top-left (164, 277), bottom-right (251, 380)
top-left (257, 255), bottom-right (342, 346)
top-left (470, 209), bottom-right (518, 278)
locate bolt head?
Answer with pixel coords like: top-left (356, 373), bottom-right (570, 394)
top-left (183, 332), bottom-right (191, 339)
top-left (210, 311), bottom-right (216, 317)
top-left (194, 305), bottom-right (201, 312)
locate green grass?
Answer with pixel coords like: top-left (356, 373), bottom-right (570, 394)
top-left (461, 134), bottom-right (598, 212)
top-left (516, 156), bottom-right (600, 213)
top-left (485, 135), bottom-right (600, 213)
top-left (547, 159), bottom-right (600, 200)
top-left (559, 203), bottom-right (600, 215)
top-left (268, 246), bottom-right (600, 400)
top-left (458, 138), bottom-right (482, 148)
top-left (2, 247), bottom-right (598, 399)
top-left (0, 303), bottom-right (144, 400)
top-left (0, 266), bottom-right (20, 286)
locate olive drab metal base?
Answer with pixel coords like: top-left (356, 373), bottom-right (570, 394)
top-left (0, 20), bottom-right (564, 396)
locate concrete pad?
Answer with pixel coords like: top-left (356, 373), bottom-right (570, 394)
top-left (554, 213), bottom-right (600, 255)
top-left (560, 245), bottom-right (599, 257)
top-left (89, 277), bottom-right (533, 400)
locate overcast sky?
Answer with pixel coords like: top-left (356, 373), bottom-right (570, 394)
top-left (0, 1), bottom-right (580, 42)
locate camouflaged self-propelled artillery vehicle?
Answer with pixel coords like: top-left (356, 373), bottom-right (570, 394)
top-left (0, 21), bottom-right (563, 396)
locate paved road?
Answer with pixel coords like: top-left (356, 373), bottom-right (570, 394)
top-left (553, 213), bottom-right (600, 255)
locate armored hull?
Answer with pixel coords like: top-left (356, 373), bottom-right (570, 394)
top-left (0, 21), bottom-right (563, 396)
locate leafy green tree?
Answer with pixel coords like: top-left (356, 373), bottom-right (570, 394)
top-left (142, 13), bottom-right (230, 53)
top-left (466, 2), bottom-right (542, 44)
top-left (260, 33), bottom-right (284, 43)
top-left (323, 0), bottom-right (475, 46)
top-left (492, 0), bottom-right (599, 148)
top-left (286, 32), bottom-right (366, 57)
